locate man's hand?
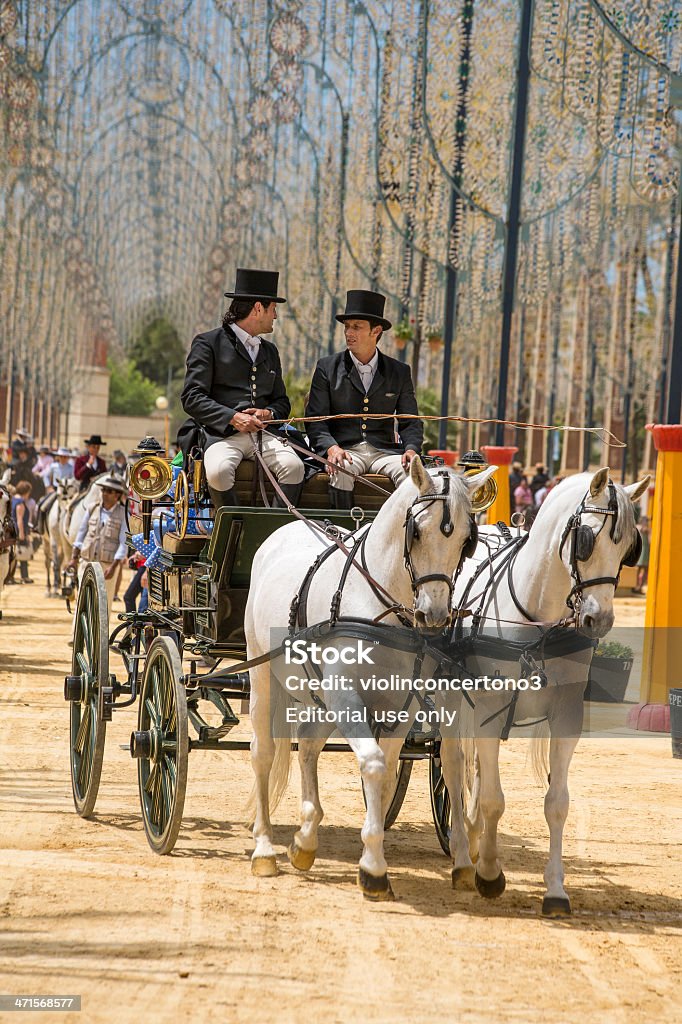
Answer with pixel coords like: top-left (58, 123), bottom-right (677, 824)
top-left (243, 407), bottom-right (273, 423)
top-left (401, 449), bottom-right (418, 469)
top-left (326, 444), bottom-right (351, 473)
top-left (104, 560), bottom-right (121, 581)
top-left (230, 411), bottom-right (264, 433)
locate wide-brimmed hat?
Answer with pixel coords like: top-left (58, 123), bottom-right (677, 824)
top-left (84, 434), bottom-right (106, 446)
top-left (16, 426), bottom-right (32, 439)
top-left (336, 289), bottom-right (392, 332)
top-left (55, 446), bottom-right (72, 457)
top-left (224, 268), bottom-right (286, 303)
top-left (94, 475), bottom-right (126, 495)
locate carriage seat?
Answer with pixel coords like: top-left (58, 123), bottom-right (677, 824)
top-left (232, 460), bottom-right (395, 511)
top-left (161, 530), bottom-right (207, 556)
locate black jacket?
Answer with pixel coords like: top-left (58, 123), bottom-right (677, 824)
top-left (306, 349), bottom-right (423, 456)
top-left (179, 326), bottom-right (291, 451)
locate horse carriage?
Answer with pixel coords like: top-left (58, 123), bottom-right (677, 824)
top-left (64, 433), bottom-right (648, 913)
top-left (64, 437), bottom-right (494, 856)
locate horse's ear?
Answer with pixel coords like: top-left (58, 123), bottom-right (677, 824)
top-left (409, 455), bottom-right (430, 494)
top-left (464, 464), bottom-right (498, 494)
top-left (589, 467), bottom-right (610, 497)
top-left (623, 475), bottom-right (650, 503)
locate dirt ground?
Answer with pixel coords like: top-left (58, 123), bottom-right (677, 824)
top-left (0, 562), bottom-right (680, 1024)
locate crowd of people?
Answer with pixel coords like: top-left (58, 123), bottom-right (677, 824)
top-left (0, 428), bottom-right (147, 604)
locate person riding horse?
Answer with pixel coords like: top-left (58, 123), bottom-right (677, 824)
top-left (305, 289), bottom-right (423, 509)
top-left (179, 267), bottom-right (304, 511)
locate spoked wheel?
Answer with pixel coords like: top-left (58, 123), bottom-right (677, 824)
top-left (362, 757), bottom-right (413, 830)
top-left (68, 562), bottom-right (109, 817)
top-left (429, 750), bottom-right (452, 856)
top-left (132, 636), bottom-right (188, 855)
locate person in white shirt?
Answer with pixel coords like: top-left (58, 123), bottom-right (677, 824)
top-left (68, 475), bottom-right (128, 606)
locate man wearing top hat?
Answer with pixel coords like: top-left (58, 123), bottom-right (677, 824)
top-left (180, 267), bottom-right (304, 510)
top-left (74, 435), bottom-right (107, 491)
top-left (306, 289), bottom-right (423, 508)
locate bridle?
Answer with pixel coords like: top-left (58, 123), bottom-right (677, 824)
top-left (403, 470), bottom-right (477, 604)
top-left (558, 481), bottom-right (641, 613)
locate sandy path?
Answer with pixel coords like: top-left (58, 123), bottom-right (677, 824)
top-left (0, 564), bottom-right (680, 1024)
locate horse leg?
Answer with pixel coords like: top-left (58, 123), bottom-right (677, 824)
top-left (474, 736), bottom-right (506, 898)
top-left (43, 537), bottom-right (52, 596)
top-left (466, 748), bottom-right (484, 863)
top-left (440, 736), bottom-right (476, 890)
top-left (249, 668), bottom-right (279, 876)
top-left (288, 725), bottom-right (332, 872)
top-left (542, 734), bottom-right (579, 917)
top-left (348, 735), bottom-right (392, 900)
top-left (379, 736), bottom-right (403, 821)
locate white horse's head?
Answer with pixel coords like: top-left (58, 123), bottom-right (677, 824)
top-left (536, 467), bottom-right (649, 638)
top-left (403, 457), bottom-right (498, 634)
top-left (57, 476), bottom-right (79, 505)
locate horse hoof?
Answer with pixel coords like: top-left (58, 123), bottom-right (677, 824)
top-left (542, 896), bottom-right (571, 918)
top-left (251, 855), bottom-right (278, 877)
top-left (475, 869), bottom-right (506, 899)
top-left (358, 867), bottom-right (395, 901)
top-left (451, 866), bottom-right (476, 890)
top-left (287, 842), bottom-right (316, 872)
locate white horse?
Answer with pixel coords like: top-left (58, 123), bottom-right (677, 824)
top-left (59, 474), bottom-right (107, 561)
top-left (37, 477), bottom-right (79, 596)
top-left (438, 468), bottom-right (649, 916)
top-left (244, 456), bottom-right (498, 898)
top-left (0, 483), bottom-right (13, 609)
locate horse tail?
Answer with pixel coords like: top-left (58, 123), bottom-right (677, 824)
top-left (243, 672), bottom-right (294, 825)
top-left (530, 723), bottom-right (550, 787)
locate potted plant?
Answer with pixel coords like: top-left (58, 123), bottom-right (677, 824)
top-left (393, 317), bottom-right (414, 350)
top-left (426, 329), bottom-right (443, 353)
top-left (584, 640), bottom-right (634, 703)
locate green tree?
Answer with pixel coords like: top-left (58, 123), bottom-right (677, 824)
top-left (128, 318), bottom-right (185, 390)
top-left (107, 357), bottom-right (158, 416)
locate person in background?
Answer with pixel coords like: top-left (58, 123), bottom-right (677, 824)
top-left (513, 474), bottom-right (533, 515)
top-left (509, 460), bottom-right (523, 507)
top-left (10, 480), bottom-right (34, 584)
top-left (11, 427), bottom-right (36, 463)
top-left (67, 474), bottom-right (127, 606)
top-left (530, 462), bottom-right (549, 498)
top-left (109, 449), bottom-right (129, 480)
top-left (33, 446), bottom-right (54, 485)
top-left (124, 552), bottom-right (149, 613)
top-left (534, 474), bottom-right (562, 506)
top-left (74, 434), bottom-right (107, 492)
top-left (45, 447), bottom-right (75, 491)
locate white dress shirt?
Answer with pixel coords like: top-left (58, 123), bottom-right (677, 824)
top-left (349, 349), bottom-right (379, 393)
top-left (231, 322), bottom-right (261, 363)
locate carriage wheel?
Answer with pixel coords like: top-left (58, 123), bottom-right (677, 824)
top-left (173, 470), bottom-right (189, 539)
top-left (134, 636), bottom-right (188, 855)
top-left (429, 753), bottom-right (452, 856)
top-left (69, 562), bottom-right (109, 817)
top-left (362, 757), bottom-right (413, 830)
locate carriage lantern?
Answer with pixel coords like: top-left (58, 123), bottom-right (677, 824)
top-left (130, 435), bottom-right (174, 542)
top-left (457, 450), bottom-right (498, 514)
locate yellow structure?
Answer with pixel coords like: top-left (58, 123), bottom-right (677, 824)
top-left (641, 424), bottom-right (682, 705)
top-left (480, 446), bottom-right (517, 526)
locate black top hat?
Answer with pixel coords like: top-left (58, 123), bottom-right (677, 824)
top-left (84, 434), bottom-right (106, 446)
top-left (335, 289), bottom-right (392, 332)
top-left (224, 268), bottom-right (286, 303)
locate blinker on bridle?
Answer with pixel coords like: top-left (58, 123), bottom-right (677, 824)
top-left (403, 470), bottom-right (476, 599)
top-left (559, 481), bottom-right (641, 611)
